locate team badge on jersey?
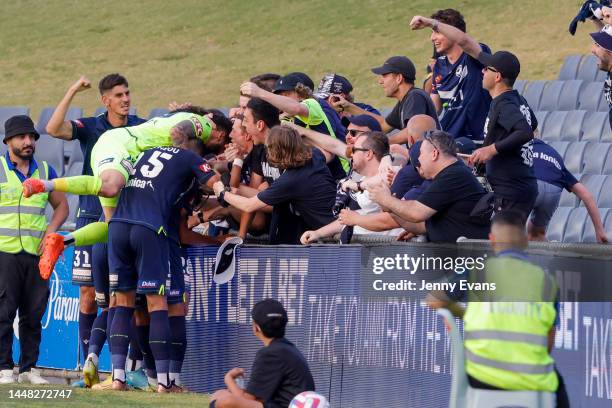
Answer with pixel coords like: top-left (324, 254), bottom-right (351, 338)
top-left (200, 162), bottom-right (212, 173)
top-left (190, 116), bottom-right (203, 138)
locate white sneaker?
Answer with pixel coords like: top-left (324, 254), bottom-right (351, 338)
top-left (18, 368), bottom-right (49, 384)
top-left (0, 369), bottom-right (15, 384)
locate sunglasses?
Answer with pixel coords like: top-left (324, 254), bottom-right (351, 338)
top-left (485, 66), bottom-right (499, 73)
top-left (348, 129), bottom-right (366, 138)
top-left (423, 130), bottom-right (440, 152)
top-left (345, 145), bottom-right (370, 158)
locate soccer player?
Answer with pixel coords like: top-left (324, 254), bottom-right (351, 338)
top-left (22, 109), bottom-right (219, 278)
top-left (106, 145), bottom-right (219, 392)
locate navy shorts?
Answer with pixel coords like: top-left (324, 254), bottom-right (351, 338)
top-left (92, 242), bottom-right (110, 308)
top-left (108, 222), bottom-right (170, 295)
top-left (71, 217), bottom-right (98, 286)
top-left (167, 241), bottom-right (188, 305)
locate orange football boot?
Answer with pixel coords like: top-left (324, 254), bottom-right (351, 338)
top-left (39, 233), bottom-right (65, 279)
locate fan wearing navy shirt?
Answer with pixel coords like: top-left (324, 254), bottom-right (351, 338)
top-left (529, 139), bottom-right (608, 243)
top-left (107, 146), bottom-right (219, 392)
top-left (410, 10), bottom-right (492, 140)
top-left (214, 126), bottom-right (336, 244)
top-left (45, 74), bottom-right (145, 368)
top-left (590, 29), bottom-right (612, 130)
top-left (469, 51), bottom-right (538, 222)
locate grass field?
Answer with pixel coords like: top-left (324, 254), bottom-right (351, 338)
top-left (0, 1), bottom-right (592, 117)
top-left (0, 384), bottom-right (210, 407)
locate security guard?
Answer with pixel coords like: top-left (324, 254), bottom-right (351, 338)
top-left (0, 115), bottom-right (68, 384)
top-left (427, 210), bottom-right (569, 407)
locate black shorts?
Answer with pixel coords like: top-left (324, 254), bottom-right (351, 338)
top-left (167, 241), bottom-right (188, 305)
top-left (92, 243), bottom-right (110, 308)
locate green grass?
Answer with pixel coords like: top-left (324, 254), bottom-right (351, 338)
top-left (0, 0), bottom-right (593, 117)
top-left (0, 384), bottom-right (210, 407)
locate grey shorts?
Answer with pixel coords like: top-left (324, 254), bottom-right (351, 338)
top-left (530, 180), bottom-right (563, 228)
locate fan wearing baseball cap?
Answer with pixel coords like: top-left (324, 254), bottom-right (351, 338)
top-left (469, 50), bottom-right (538, 223)
top-left (210, 299), bottom-right (315, 408)
top-left (591, 28), bottom-right (612, 129)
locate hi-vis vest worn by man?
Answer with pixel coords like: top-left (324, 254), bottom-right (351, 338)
top-left (463, 253), bottom-right (558, 392)
top-left (0, 156), bottom-right (49, 255)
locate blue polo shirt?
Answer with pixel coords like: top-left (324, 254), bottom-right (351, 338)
top-left (70, 112), bottom-right (145, 219)
top-left (532, 139), bottom-right (578, 191)
top-left (4, 152), bottom-right (58, 182)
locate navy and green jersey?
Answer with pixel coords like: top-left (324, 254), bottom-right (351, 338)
top-left (432, 44), bottom-right (492, 140)
top-left (71, 112), bottom-right (146, 219)
top-left (111, 146), bottom-right (215, 236)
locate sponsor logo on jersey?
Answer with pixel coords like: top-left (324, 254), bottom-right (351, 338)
top-left (74, 119), bottom-right (85, 128)
top-left (99, 157), bottom-right (115, 166)
top-left (126, 178), bottom-right (155, 190)
top-left (140, 280), bottom-right (158, 288)
top-left (200, 162), bottom-right (212, 173)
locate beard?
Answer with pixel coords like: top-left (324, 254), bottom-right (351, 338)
top-left (12, 145), bottom-right (35, 160)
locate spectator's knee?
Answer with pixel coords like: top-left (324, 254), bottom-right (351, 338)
top-left (79, 286), bottom-right (97, 313)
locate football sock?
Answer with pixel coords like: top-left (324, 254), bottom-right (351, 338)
top-left (79, 312), bottom-right (96, 361)
top-left (88, 310), bottom-right (108, 357)
top-left (53, 175), bottom-right (102, 196)
top-left (169, 316), bottom-right (187, 386)
top-left (106, 307), bottom-right (116, 354)
top-left (127, 318), bottom-right (143, 371)
top-left (110, 306), bottom-right (134, 383)
top-left (136, 324), bottom-right (157, 380)
top-left (149, 310), bottom-right (171, 388)
top-left (68, 222), bottom-right (108, 247)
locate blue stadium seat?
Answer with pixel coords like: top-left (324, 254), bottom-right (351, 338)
top-left (514, 79), bottom-right (528, 95)
top-left (597, 175), bottom-right (612, 208)
top-left (534, 111), bottom-right (549, 135)
top-left (577, 55), bottom-right (600, 82)
top-left (558, 80), bottom-right (584, 111)
top-left (563, 207), bottom-right (589, 242)
top-left (539, 81), bottom-right (565, 111)
top-left (558, 55), bottom-right (582, 80)
top-left (581, 111), bottom-right (607, 142)
top-left (582, 208), bottom-right (609, 242)
top-left (600, 118), bottom-right (612, 142)
top-left (582, 143), bottom-right (611, 174)
top-left (598, 90), bottom-right (610, 112)
top-left (558, 110), bottom-right (586, 141)
top-left (596, 68), bottom-right (608, 82)
top-left (563, 141), bottom-right (590, 173)
top-left (603, 151), bottom-right (612, 175)
top-left (0, 106), bottom-right (30, 135)
top-left (545, 206), bottom-right (573, 242)
top-left (94, 107), bottom-right (137, 117)
top-left (523, 81), bottom-right (547, 111)
top-left (540, 111), bottom-right (568, 141)
top-left (36, 106), bottom-right (83, 134)
top-left (578, 174), bottom-right (607, 206)
top-left (578, 81), bottom-right (605, 111)
top-left (604, 210), bottom-right (612, 239)
top-left (66, 140), bottom-right (83, 168)
top-left (34, 134), bottom-right (65, 177)
top-left (66, 160), bottom-right (83, 176)
top-left (0, 144), bottom-right (6, 156)
top-left (148, 108), bottom-right (169, 119)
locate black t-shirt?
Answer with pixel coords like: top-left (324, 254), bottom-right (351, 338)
top-left (246, 337), bottom-right (315, 408)
top-left (258, 149), bottom-right (336, 244)
top-left (417, 161), bottom-right (490, 243)
top-left (483, 90), bottom-right (537, 201)
top-left (385, 87), bottom-right (440, 130)
top-left (250, 144), bottom-right (282, 185)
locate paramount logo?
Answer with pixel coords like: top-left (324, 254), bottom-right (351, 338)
top-left (42, 269), bottom-right (79, 330)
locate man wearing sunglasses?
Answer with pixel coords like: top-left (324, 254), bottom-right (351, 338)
top-left (469, 51), bottom-right (538, 222)
top-left (591, 28), bottom-right (612, 130)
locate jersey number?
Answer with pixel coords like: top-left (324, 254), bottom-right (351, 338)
top-left (140, 151), bottom-right (173, 178)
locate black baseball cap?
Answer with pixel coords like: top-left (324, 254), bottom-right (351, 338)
top-left (591, 30), bottom-right (612, 52)
top-left (315, 73), bottom-right (353, 98)
top-left (347, 114), bottom-right (382, 131)
top-left (273, 72), bottom-right (315, 94)
top-left (371, 56), bottom-right (416, 81)
top-left (478, 51), bottom-right (521, 81)
top-left (251, 298), bottom-right (288, 329)
top-left (3, 115), bottom-right (40, 144)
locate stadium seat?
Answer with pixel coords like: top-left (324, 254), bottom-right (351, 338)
top-left (578, 174), bottom-right (607, 206)
top-left (600, 118), bottom-right (612, 142)
top-left (598, 92), bottom-right (611, 112)
top-left (67, 141), bottom-right (84, 168)
top-left (66, 160), bottom-right (83, 176)
top-left (547, 141), bottom-right (570, 158)
top-left (94, 107), bottom-right (137, 117)
top-left (563, 207), bottom-right (589, 242)
top-left (578, 81), bottom-right (605, 111)
top-left (605, 210), bottom-right (612, 239)
top-left (0, 144), bottom-right (6, 156)
top-left (34, 134), bottom-right (65, 177)
top-left (538, 81), bottom-right (564, 111)
top-left (148, 108), bottom-right (169, 118)
top-left (597, 175), bottom-right (612, 208)
top-left (596, 67), bottom-right (608, 82)
top-left (557, 54), bottom-right (582, 80)
top-left (577, 55), bottom-right (600, 82)
top-left (582, 143), bottom-right (611, 174)
top-left (540, 111), bottom-right (568, 141)
top-left (534, 111), bottom-right (549, 135)
top-left (514, 79), bottom-right (527, 95)
top-left (603, 151), bottom-right (612, 175)
top-left (35, 106), bottom-right (83, 134)
top-left (581, 111), bottom-right (607, 142)
top-left (545, 206), bottom-right (573, 242)
top-left (0, 106), bottom-right (30, 135)
top-left (563, 141), bottom-right (589, 173)
top-left (582, 208), bottom-right (609, 242)
top-left (522, 81), bottom-right (547, 111)
top-left (557, 80), bottom-right (583, 111)
top-left (558, 110), bottom-right (586, 141)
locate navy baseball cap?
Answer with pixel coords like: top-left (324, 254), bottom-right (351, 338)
top-left (315, 73), bottom-right (353, 98)
top-left (347, 114), bottom-right (382, 131)
top-left (274, 72), bottom-right (315, 93)
top-left (251, 299), bottom-right (288, 329)
top-left (409, 140), bottom-right (423, 170)
top-left (478, 51), bottom-right (521, 81)
top-left (591, 30), bottom-right (612, 52)
top-left (455, 136), bottom-right (477, 154)
top-left (371, 56), bottom-right (416, 81)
